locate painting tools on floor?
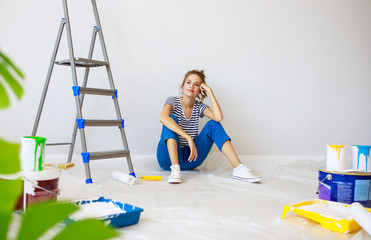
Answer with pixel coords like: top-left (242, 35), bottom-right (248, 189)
top-left (282, 199), bottom-right (371, 234)
top-left (285, 144), bottom-right (371, 234)
top-left (67, 197), bottom-right (143, 228)
top-left (318, 144), bottom-right (371, 208)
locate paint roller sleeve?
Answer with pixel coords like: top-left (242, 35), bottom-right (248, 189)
top-left (348, 202), bottom-right (371, 236)
top-left (112, 171), bottom-right (136, 185)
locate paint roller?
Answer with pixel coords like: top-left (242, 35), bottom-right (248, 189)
top-left (112, 171), bottom-right (161, 185)
top-left (348, 202), bottom-right (371, 236)
top-left (112, 171), bottom-right (137, 185)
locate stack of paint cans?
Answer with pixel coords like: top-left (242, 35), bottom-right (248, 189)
top-left (318, 145), bottom-right (371, 208)
top-left (16, 136), bottom-right (61, 211)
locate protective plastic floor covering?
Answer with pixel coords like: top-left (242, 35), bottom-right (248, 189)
top-left (54, 153), bottom-right (371, 240)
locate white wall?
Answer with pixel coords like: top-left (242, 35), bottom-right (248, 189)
top-left (1, 0), bottom-right (370, 156)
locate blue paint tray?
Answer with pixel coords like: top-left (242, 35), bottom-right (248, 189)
top-left (67, 196), bottom-right (143, 228)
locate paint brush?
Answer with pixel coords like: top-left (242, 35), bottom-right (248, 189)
top-left (44, 163), bottom-right (75, 170)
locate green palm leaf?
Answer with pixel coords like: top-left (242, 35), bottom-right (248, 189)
top-left (17, 202), bottom-right (79, 240)
top-left (17, 202), bottom-right (119, 240)
top-left (0, 179), bottom-right (22, 240)
top-left (52, 219), bottom-right (119, 240)
top-left (0, 51), bottom-right (24, 110)
top-left (0, 138), bottom-right (21, 174)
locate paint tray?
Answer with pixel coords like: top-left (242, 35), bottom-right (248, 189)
top-left (282, 199), bottom-right (369, 234)
top-left (67, 196), bottom-right (143, 228)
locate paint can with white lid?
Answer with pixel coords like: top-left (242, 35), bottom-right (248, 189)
top-left (15, 168), bottom-right (61, 211)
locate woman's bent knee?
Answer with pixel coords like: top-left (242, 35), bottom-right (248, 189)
top-left (169, 114), bottom-right (178, 123)
top-left (205, 120), bottom-right (222, 129)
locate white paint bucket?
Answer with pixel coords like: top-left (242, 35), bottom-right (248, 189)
top-left (351, 145), bottom-right (371, 172)
top-left (326, 145), bottom-right (350, 171)
top-left (20, 136), bottom-right (46, 171)
top-left (15, 168), bottom-right (61, 211)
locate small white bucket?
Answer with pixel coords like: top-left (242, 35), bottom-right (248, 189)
top-left (351, 145), bottom-right (371, 172)
top-left (20, 136), bottom-right (46, 171)
top-left (326, 145), bottom-right (350, 171)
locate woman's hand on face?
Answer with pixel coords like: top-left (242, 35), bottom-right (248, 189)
top-left (200, 83), bottom-right (211, 96)
top-left (187, 138), bottom-right (197, 162)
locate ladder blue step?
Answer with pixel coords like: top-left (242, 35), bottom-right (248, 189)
top-left (73, 86), bottom-right (117, 98)
top-left (46, 142), bottom-right (72, 146)
top-left (77, 119), bottom-right (124, 128)
top-left (82, 150), bottom-right (130, 161)
top-left (55, 57), bottom-right (107, 67)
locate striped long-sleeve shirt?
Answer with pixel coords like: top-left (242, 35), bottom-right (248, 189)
top-left (164, 96), bottom-right (209, 147)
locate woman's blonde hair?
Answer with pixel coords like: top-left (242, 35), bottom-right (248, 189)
top-left (180, 70), bottom-right (207, 101)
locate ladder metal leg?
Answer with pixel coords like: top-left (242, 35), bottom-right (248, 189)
top-left (62, 0), bottom-right (92, 183)
top-left (119, 124), bottom-right (135, 174)
top-left (67, 26), bottom-right (99, 164)
top-left (91, 0), bottom-right (135, 176)
top-left (67, 122), bottom-right (77, 164)
top-left (32, 18), bottom-right (66, 136)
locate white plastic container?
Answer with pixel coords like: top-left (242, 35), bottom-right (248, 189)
top-left (326, 145), bottom-right (350, 171)
top-left (351, 145), bottom-right (371, 172)
top-left (20, 136), bottom-right (46, 171)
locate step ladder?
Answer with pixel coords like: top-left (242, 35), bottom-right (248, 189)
top-left (31, 0), bottom-right (135, 184)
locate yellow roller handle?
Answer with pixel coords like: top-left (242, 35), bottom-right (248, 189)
top-left (141, 176), bottom-right (162, 181)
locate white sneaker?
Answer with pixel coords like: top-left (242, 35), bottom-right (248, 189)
top-left (232, 164), bottom-right (261, 183)
top-left (168, 164), bottom-right (182, 184)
